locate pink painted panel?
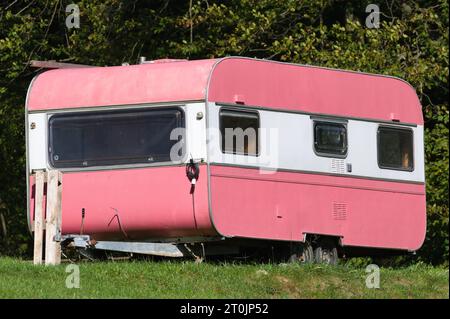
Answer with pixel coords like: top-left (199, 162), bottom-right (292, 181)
top-left (27, 57), bottom-right (423, 125)
top-left (29, 165), bottom-right (216, 240)
top-left (209, 165), bottom-right (426, 251)
top-left (208, 58), bottom-right (423, 124)
top-left (28, 59), bottom-right (217, 111)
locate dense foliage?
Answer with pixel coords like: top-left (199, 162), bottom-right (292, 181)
top-left (0, 0), bottom-right (448, 264)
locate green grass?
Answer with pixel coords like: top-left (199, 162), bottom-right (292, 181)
top-left (0, 257), bottom-right (448, 299)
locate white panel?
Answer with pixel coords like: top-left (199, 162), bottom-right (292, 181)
top-left (414, 125), bottom-right (425, 181)
top-left (207, 103), bottom-right (425, 183)
top-left (185, 103), bottom-right (207, 162)
top-left (28, 113), bottom-right (48, 172)
top-left (347, 121), bottom-right (425, 182)
top-left (28, 104), bottom-right (208, 172)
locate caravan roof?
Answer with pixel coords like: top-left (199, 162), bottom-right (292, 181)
top-left (27, 57), bottom-right (423, 124)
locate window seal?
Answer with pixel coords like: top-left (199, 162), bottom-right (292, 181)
top-left (219, 106), bottom-right (260, 157)
top-left (312, 120), bottom-right (348, 159)
top-left (47, 106), bottom-right (186, 170)
top-left (377, 125), bottom-right (415, 172)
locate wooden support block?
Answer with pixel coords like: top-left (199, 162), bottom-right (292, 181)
top-left (30, 60), bottom-right (93, 69)
top-left (44, 170), bottom-right (63, 265)
top-left (56, 171), bottom-right (63, 264)
top-left (33, 171), bottom-right (45, 265)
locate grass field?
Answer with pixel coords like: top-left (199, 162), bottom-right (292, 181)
top-left (0, 257), bottom-right (448, 299)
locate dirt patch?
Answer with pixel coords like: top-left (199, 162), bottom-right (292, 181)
top-left (275, 275), bottom-right (303, 298)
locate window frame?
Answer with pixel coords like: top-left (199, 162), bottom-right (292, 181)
top-left (312, 119), bottom-right (348, 158)
top-left (47, 106), bottom-right (186, 170)
top-left (219, 107), bottom-right (260, 157)
top-left (377, 125), bottom-right (415, 172)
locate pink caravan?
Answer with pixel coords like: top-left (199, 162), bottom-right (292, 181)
top-left (26, 57), bottom-right (426, 264)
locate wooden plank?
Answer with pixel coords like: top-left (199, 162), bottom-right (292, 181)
top-left (33, 171), bottom-right (45, 265)
top-left (55, 171), bottom-right (63, 264)
top-left (30, 60), bottom-right (93, 69)
top-left (44, 170), bottom-right (62, 265)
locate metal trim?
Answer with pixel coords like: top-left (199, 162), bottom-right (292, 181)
top-left (377, 125), bottom-right (415, 172)
top-left (208, 162), bottom-right (425, 186)
top-left (25, 73), bottom-right (41, 234)
top-left (312, 120), bottom-right (349, 159)
top-left (215, 102), bottom-right (418, 127)
top-left (45, 105), bottom-right (188, 172)
top-left (204, 58), bottom-right (228, 238)
top-left (218, 106), bottom-right (261, 157)
top-left (27, 100), bottom-right (205, 114)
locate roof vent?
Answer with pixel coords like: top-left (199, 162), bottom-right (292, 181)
top-left (233, 94), bottom-right (245, 104)
top-left (390, 112), bottom-right (400, 122)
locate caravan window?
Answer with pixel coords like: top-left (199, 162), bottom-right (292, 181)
top-left (313, 121), bottom-right (348, 157)
top-left (378, 127), bottom-right (414, 171)
top-left (220, 109), bottom-right (259, 156)
top-left (48, 107), bottom-right (185, 168)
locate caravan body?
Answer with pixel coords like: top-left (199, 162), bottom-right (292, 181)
top-left (26, 57), bottom-right (426, 255)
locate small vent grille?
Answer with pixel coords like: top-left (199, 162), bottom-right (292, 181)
top-left (331, 159), bottom-right (345, 174)
top-left (332, 202), bottom-right (347, 220)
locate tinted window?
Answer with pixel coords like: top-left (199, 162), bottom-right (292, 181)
top-left (314, 121), bottom-right (347, 156)
top-left (220, 109), bottom-right (259, 156)
top-left (378, 127), bottom-right (414, 171)
top-left (49, 108), bottom-right (184, 168)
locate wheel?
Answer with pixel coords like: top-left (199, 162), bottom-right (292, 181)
top-left (314, 239), bottom-right (338, 265)
top-left (288, 242), bottom-right (314, 264)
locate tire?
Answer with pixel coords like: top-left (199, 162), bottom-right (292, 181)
top-left (288, 242), bottom-right (314, 264)
top-left (314, 239), bottom-right (338, 265)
